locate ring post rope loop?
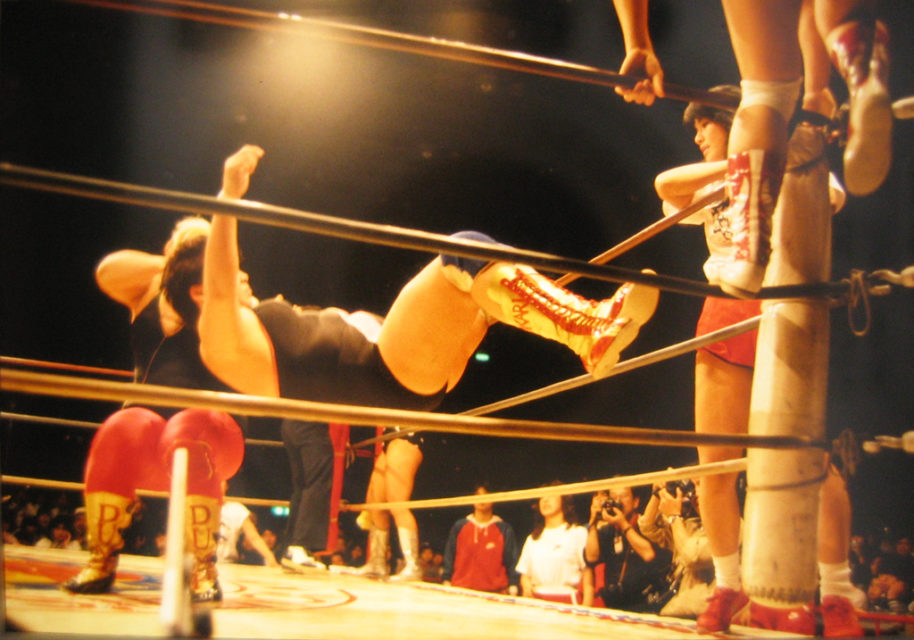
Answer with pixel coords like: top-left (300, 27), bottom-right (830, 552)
top-left (847, 269), bottom-right (872, 337)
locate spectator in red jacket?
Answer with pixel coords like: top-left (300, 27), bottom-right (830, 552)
top-left (442, 484), bottom-right (520, 595)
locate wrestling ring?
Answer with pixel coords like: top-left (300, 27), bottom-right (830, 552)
top-left (3, 149), bottom-right (912, 636)
top-left (3, 2), bottom-right (914, 639)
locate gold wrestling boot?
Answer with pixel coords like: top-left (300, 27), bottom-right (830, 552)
top-left (186, 494), bottom-right (223, 603)
top-left (474, 264), bottom-right (659, 378)
top-left (63, 492), bottom-right (133, 594)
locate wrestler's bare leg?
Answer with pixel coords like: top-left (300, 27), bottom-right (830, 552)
top-left (715, 1), bottom-right (802, 296)
top-left (384, 439), bottom-right (423, 533)
top-left (379, 258), bottom-right (487, 396)
top-left (365, 450), bottom-right (391, 531)
top-left (800, 0), bottom-right (838, 117)
top-left (721, 0), bottom-right (800, 157)
top-left (385, 438), bottom-right (424, 580)
top-left (695, 350), bottom-right (752, 563)
top-left (694, 350), bottom-right (752, 631)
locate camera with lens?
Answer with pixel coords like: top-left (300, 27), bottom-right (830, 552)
top-left (663, 480), bottom-right (698, 518)
top-left (665, 479), bottom-right (696, 499)
top-left (602, 499), bottom-right (624, 515)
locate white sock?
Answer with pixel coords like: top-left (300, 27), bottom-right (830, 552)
top-left (713, 552), bottom-right (742, 592)
top-left (819, 560), bottom-right (856, 600)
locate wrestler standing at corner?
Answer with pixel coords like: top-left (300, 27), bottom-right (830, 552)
top-left (64, 217), bottom-right (246, 603)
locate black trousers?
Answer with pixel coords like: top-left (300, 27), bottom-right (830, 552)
top-left (281, 420), bottom-right (334, 552)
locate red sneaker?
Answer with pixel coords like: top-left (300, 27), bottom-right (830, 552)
top-left (696, 587), bottom-right (749, 634)
top-left (821, 595), bottom-right (864, 638)
top-left (750, 601), bottom-right (815, 635)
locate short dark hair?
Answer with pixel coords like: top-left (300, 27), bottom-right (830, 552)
top-left (161, 233), bottom-right (207, 326)
top-left (682, 84), bottom-right (741, 133)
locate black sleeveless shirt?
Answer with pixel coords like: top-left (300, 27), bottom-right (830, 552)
top-left (129, 298), bottom-right (238, 419)
top-left (253, 298), bottom-right (444, 411)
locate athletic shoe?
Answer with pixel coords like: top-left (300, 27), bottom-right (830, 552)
top-left (696, 587), bottom-right (749, 633)
top-left (282, 545), bottom-right (326, 571)
top-left (750, 601), bottom-right (816, 636)
top-left (821, 595), bottom-right (865, 638)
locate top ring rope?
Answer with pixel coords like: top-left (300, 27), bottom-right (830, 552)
top-left (62, 0), bottom-right (738, 110)
top-left (0, 368), bottom-right (827, 451)
top-left (0, 163), bottom-right (852, 301)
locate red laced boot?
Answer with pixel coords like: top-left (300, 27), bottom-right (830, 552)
top-left (475, 264), bottom-right (659, 378)
top-left (718, 150), bottom-right (785, 297)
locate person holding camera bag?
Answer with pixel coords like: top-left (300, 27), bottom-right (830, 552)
top-left (585, 487), bottom-right (672, 612)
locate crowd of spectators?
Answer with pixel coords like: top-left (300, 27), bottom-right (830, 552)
top-left (4, 483), bottom-right (913, 621)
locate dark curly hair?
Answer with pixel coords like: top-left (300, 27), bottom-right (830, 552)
top-left (161, 233), bottom-right (207, 326)
top-left (682, 84), bottom-right (740, 133)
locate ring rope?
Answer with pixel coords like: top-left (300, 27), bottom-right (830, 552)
top-left (341, 458), bottom-right (748, 512)
top-left (0, 368), bottom-right (827, 451)
top-left (555, 186), bottom-right (725, 287)
top-left (0, 163), bottom-right (724, 299)
top-left (350, 314), bottom-right (762, 449)
top-left (0, 411), bottom-right (284, 449)
top-left (0, 163), bottom-right (859, 301)
top-left (0, 355), bottom-right (132, 378)
top-left (0, 474), bottom-right (289, 508)
top-left (1, 411), bottom-right (104, 431)
top-left (61, 0), bottom-right (740, 111)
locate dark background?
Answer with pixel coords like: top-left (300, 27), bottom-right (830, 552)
top-left (2, 0), bottom-right (912, 549)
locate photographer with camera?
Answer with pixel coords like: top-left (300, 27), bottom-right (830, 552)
top-left (639, 477), bottom-right (716, 618)
top-left (585, 487), bottom-right (672, 612)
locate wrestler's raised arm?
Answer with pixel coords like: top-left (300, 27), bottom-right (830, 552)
top-left (199, 144), bottom-right (280, 397)
top-left (95, 249), bottom-right (166, 320)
